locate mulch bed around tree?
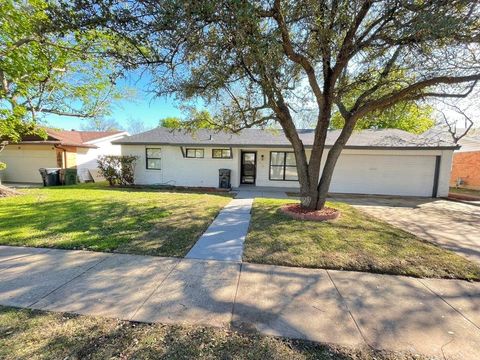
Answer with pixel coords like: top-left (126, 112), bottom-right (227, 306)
top-left (280, 203), bottom-right (341, 221)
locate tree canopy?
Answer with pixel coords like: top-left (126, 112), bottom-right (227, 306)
top-left (331, 102), bottom-right (435, 134)
top-left (159, 117), bottom-right (181, 129)
top-left (159, 110), bottom-right (215, 130)
top-left (52, 0), bottom-right (480, 209)
top-left (0, 0), bottom-right (127, 144)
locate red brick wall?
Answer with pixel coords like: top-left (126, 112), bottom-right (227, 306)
top-left (450, 151), bottom-right (480, 189)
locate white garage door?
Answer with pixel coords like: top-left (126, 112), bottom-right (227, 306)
top-left (330, 154), bottom-right (437, 197)
top-left (0, 146), bottom-right (57, 183)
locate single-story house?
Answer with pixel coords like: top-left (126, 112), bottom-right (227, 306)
top-left (0, 128), bottom-right (128, 183)
top-left (114, 127), bottom-right (457, 197)
top-left (450, 133), bottom-right (480, 189)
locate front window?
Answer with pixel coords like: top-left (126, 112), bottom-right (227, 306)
top-left (146, 148), bottom-right (161, 169)
top-left (186, 148), bottom-right (204, 158)
top-left (269, 151), bottom-right (298, 181)
top-left (212, 148), bottom-right (232, 159)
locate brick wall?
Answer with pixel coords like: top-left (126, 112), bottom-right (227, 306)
top-left (450, 151), bottom-right (480, 189)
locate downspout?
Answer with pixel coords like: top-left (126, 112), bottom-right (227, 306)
top-left (432, 156), bottom-right (441, 198)
top-left (54, 144), bottom-right (68, 168)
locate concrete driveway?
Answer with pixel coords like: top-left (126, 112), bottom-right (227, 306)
top-left (335, 196), bottom-right (480, 264)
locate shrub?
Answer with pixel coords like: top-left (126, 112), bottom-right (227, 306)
top-left (97, 155), bottom-right (138, 186)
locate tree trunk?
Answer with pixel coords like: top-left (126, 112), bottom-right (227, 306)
top-left (316, 117), bottom-right (358, 209)
top-left (296, 116), bottom-right (358, 211)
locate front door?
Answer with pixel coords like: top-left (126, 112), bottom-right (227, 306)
top-left (241, 151), bottom-right (257, 185)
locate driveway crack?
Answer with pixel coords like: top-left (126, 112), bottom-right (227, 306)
top-left (417, 278), bottom-right (480, 332)
top-left (326, 270), bottom-right (371, 348)
top-left (28, 254), bottom-right (110, 308)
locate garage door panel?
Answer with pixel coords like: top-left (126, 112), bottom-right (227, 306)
top-left (0, 147), bottom-right (57, 183)
top-left (329, 154), bottom-right (436, 197)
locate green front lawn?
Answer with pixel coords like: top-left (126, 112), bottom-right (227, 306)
top-left (0, 306), bottom-right (426, 360)
top-left (244, 198), bottom-right (480, 280)
top-left (0, 183), bottom-right (231, 257)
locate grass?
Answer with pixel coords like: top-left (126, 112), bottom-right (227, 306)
top-left (449, 187), bottom-right (480, 198)
top-left (244, 198), bottom-right (480, 280)
top-left (0, 183), bottom-right (231, 257)
top-left (0, 306), bottom-right (427, 360)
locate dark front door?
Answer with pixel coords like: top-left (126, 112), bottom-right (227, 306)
top-left (241, 151), bottom-right (257, 185)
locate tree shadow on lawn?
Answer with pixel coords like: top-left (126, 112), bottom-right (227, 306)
top-left (44, 182), bottom-right (234, 198)
top-left (0, 198), bottom-right (219, 257)
top-left (0, 306), bottom-right (365, 360)
top-left (246, 205), bottom-right (480, 280)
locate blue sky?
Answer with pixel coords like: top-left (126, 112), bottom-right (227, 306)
top-left (44, 70), bottom-right (185, 131)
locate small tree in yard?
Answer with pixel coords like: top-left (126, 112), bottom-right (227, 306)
top-left (0, 0), bottom-right (129, 196)
top-left (56, 1), bottom-right (480, 210)
top-left (97, 155), bottom-right (138, 186)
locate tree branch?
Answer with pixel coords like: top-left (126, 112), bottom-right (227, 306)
top-left (272, 0), bottom-right (324, 109)
top-left (331, 1), bottom-right (373, 83)
top-left (355, 74), bottom-right (480, 118)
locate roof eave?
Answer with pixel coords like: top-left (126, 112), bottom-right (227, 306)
top-left (112, 141), bottom-right (458, 150)
top-left (84, 131), bottom-right (129, 144)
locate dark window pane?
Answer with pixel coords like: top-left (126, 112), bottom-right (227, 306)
top-left (284, 166), bottom-right (298, 180)
top-left (222, 149), bottom-right (231, 158)
top-left (147, 159), bottom-right (161, 169)
top-left (146, 148), bottom-right (161, 158)
top-left (186, 148), bottom-right (203, 158)
top-left (213, 149), bottom-right (231, 158)
top-left (270, 152), bottom-right (285, 166)
top-left (243, 153), bottom-right (255, 163)
top-left (285, 152), bottom-right (296, 166)
top-left (270, 166), bottom-right (284, 180)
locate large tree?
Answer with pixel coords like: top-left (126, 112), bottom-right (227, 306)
top-left (330, 101), bottom-right (434, 134)
top-left (159, 109), bottom-right (216, 129)
top-left (58, 0), bottom-right (480, 210)
top-left (0, 0), bottom-right (125, 144)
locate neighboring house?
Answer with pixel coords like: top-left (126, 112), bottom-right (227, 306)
top-left (114, 127), bottom-right (457, 197)
top-left (450, 135), bottom-right (480, 189)
top-left (0, 129), bottom-right (128, 183)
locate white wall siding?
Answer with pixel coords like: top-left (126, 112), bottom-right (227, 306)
top-left (437, 150), bottom-right (453, 197)
top-left (121, 144), bottom-right (454, 197)
top-left (76, 134), bottom-right (126, 181)
top-left (122, 145), bottom-right (240, 188)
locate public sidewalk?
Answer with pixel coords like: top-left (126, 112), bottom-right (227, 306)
top-left (0, 245), bottom-right (479, 359)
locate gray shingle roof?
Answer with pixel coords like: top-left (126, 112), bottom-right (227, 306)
top-left (114, 127), bottom-right (458, 149)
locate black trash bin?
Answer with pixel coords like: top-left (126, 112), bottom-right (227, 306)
top-left (219, 169), bottom-right (231, 189)
top-left (63, 168), bottom-right (78, 185)
top-left (39, 168), bottom-right (61, 186)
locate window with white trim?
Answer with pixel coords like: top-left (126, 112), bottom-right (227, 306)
top-left (146, 148), bottom-right (161, 170)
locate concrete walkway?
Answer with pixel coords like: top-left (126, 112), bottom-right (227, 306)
top-left (1, 246), bottom-right (480, 359)
top-left (186, 188), bottom-right (291, 261)
top-left (186, 197), bottom-right (253, 261)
